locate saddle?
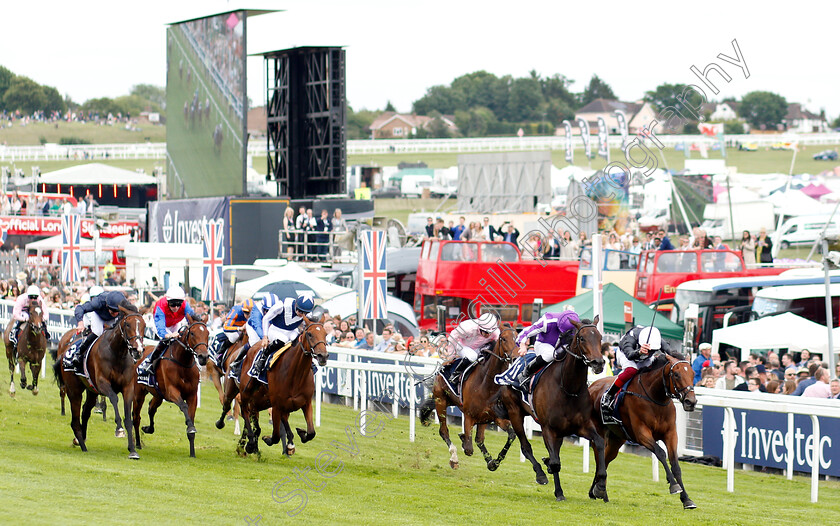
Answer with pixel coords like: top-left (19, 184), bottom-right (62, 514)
top-left (246, 341), bottom-right (293, 385)
top-left (439, 358), bottom-right (478, 401)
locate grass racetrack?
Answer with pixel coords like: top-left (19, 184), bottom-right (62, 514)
top-left (2, 370), bottom-right (840, 525)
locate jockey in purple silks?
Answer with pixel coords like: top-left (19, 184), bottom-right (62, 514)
top-left (515, 310), bottom-right (581, 384)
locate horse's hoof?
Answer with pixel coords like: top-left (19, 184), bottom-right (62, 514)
top-left (116, 428), bottom-right (126, 438)
top-left (536, 473), bottom-right (548, 485)
top-left (263, 436), bottom-right (273, 447)
top-left (32, 387), bottom-right (38, 396)
top-left (487, 460), bottom-right (498, 471)
top-left (421, 420), bottom-right (431, 427)
top-left (26, 384), bottom-right (34, 391)
top-left (186, 425), bottom-right (196, 435)
top-left (683, 500), bottom-right (697, 510)
top-left (128, 452), bottom-right (140, 460)
top-left (286, 443), bottom-right (296, 456)
top-left (141, 426), bottom-right (154, 435)
top-left (72, 438), bottom-right (79, 447)
top-left (592, 486), bottom-right (608, 501)
top-left (669, 483), bottom-right (682, 495)
top-left (215, 419), bottom-right (225, 430)
top-left (245, 442), bottom-right (258, 455)
top-left (449, 460), bottom-right (459, 469)
top-left (555, 495), bottom-right (566, 502)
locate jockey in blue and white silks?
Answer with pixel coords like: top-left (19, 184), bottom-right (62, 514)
top-left (515, 310), bottom-right (580, 384)
top-left (248, 293), bottom-right (315, 384)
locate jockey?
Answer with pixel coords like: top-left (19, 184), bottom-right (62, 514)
top-left (601, 326), bottom-right (680, 417)
top-left (249, 293), bottom-right (315, 384)
top-left (70, 290), bottom-right (128, 362)
top-left (445, 312), bottom-right (500, 385)
top-left (81, 285), bottom-right (105, 332)
top-left (228, 294), bottom-right (274, 377)
top-left (137, 286), bottom-right (195, 376)
top-left (210, 298), bottom-right (254, 366)
top-left (515, 310), bottom-right (580, 385)
top-left (10, 284), bottom-right (49, 346)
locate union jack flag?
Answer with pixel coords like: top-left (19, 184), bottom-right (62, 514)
top-left (0, 227), bottom-right (7, 248)
top-left (61, 214), bottom-right (81, 283)
top-left (202, 220), bottom-right (224, 302)
top-left (361, 230), bottom-right (387, 320)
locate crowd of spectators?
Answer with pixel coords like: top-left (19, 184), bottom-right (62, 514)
top-left (690, 344), bottom-right (840, 399)
top-left (280, 206), bottom-right (347, 261)
top-left (0, 264), bottom-right (130, 311)
top-left (0, 192), bottom-right (96, 217)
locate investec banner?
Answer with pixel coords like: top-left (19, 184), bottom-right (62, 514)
top-left (321, 351), bottom-right (426, 406)
top-left (0, 215), bottom-right (136, 238)
top-left (147, 197), bottom-right (230, 264)
top-left (703, 407), bottom-right (840, 476)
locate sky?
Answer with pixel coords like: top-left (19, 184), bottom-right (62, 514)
top-left (2, 0), bottom-right (838, 118)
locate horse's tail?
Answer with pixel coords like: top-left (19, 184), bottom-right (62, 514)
top-left (52, 357), bottom-right (64, 388)
top-left (489, 388), bottom-right (508, 420)
top-left (419, 398), bottom-right (436, 426)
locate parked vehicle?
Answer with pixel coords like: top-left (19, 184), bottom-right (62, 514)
top-left (400, 175), bottom-right (434, 198)
top-left (813, 150), bottom-right (838, 161)
top-left (776, 214), bottom-right (840, 249)
top-left (372, 186), bottom-right (401, 198)
top-left (751, 283), bottom-right (840, 326)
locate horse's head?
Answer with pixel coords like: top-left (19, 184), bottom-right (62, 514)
top-left (664, 355), bottom-right (697, 411)
top-left (27, 298), bottom-right (43, 327)
top-left (569, 315), bottom-right (605, 374)
top-left (301, 317), bottom-right (329, 367)
top-left (180, 318), bottom-right (210, 366)
top-left (495, 323), bottom-right (518, 363)
top-left (118, 305), bottom-right (146, 361)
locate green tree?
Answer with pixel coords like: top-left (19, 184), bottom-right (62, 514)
top-left (384, 100), bottom-right (396, 112)
top-left (831, 115), bottom-right (840, 129)
top-left (724, 120), bottom-right (745, 134)
top-left (130, 84), bottom-right (165, 108)
top-left (0, 65), bottom-right (15, 111)
top-left (542, 98), bottom-right (575, 125)
top-left (580, 74), bottom-right (617, 106)
top-left (454, 106), bottom-right (496, 137)
top-left (738, 91), bottom-right (787, 129)
top-left (644, 83), bottom-right (688, 113)
top-left (81, 97), bottom-right (122, 116)
top-left (412, 85), bottom-right (463, 115)
top-left (42, 86), bottom-right (66, 114)
top-left (507, 77), bottom-right (543, 121)
top-left (346, 106), bottom-right (377, 139)
top-left (540, 73), bottom-right (577, 109)
top-left (114, 94), bottom-right (161, 116)
top-left (2, 76), bottom-right (47, 114)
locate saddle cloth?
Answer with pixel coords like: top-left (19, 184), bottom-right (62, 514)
top-left (246, 342), bottom-right (292, 385)
top-left (137, 344), bottom-right (168, 388)
top-left (439, 358), bottom-right (478, 401)
top-left (62, 335), bottom-right (99, 391)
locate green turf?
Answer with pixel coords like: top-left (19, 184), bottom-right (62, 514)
top-left (1, 368), bottom-right (839, 525)
top-left (0, 121), bottom-right (166, 146)
top-left (165, 26), bottom-right (245, 198)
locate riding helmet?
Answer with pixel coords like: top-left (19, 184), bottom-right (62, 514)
top-left (26, 284), bottom-right (40, 297)
top-left (241, 298), bottom-right (254, 314)
top-left (105, 291), bottom-right (127, 311)
top-left (166, 285), bottom-right (186, 301)
top-left (638, 327), bottom-right (662, 350)
top-left (294, 294), bottom-right (315, 313)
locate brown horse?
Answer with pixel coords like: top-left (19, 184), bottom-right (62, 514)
top-left (495, 316), bottom-right (605, 498)
top-left (588, 353), bottom-right (698, 509)
top-left (216, 318), bottom-right (329, 457)
top-left (418, 324), bottom-right (519, 471)
top-left (132, 320), bottom-right (210, 457)
top-left (4, 298), bottom-right (48, 396)
top-left (54, 306), bottom-right (146, 458)
top-left (206, 332), bottom-right (247, 435)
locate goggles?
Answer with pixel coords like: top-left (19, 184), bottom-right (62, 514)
top-left (168, 300), bottom-right (183, 308)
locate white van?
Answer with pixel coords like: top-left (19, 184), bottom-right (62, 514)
top-left (751, 283), bottom-right (840, 326)
top-left (400, 175), bottom-right (433, 198)
top-left (776, 215), bottom-right (840, 249)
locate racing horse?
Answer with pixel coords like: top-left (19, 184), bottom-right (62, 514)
top-left (4, 298), bottom-right (48, 396)
top-left (495, 316), bottom-right (606, 498)
top-left (588, 353), bottom-right (698, 509)
top-left (132, 319), bottom-right (210, 458)
top-left (206, 332), bottom-right (248, 435)
top-left (216, 317), bottom-right (329, 458)
top-left (54, 305), bottom-right (145, 458)
top-left (419, 323), bottom-right (519, 471)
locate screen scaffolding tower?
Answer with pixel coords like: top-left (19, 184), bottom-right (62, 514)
top-left (263, 47), bottom-right (346, 199)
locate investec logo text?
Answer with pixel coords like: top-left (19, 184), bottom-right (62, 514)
top-left (162, 210), bottom-right (224, 244)
top-left (723, 411), bottom-right (832, 469)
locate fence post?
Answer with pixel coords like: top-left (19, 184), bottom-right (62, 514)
top-left (810, 415), bottom-right (820, 503)
top-left (315, 367), bottom-right (322, 427)
top-left (725, 407), bottom-right (736, 493)
top-left (786, 413), bottom-right (795, 480)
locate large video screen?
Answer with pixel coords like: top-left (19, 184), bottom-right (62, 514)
top-left (166, 11), bottom-right (247, 198)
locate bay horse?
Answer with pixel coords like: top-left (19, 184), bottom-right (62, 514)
top-left (588, 353), bottom-right (698, 509)
top-left (132, 319), bottom-right (210, 458)
top-left (215, 318), bottom-right (329, 458)
top-left (54, 306), bottom-right (146, 459)
top-left (419, 323), bottom-right (519, 471)
top-left (4, 298), bottom-right (48, 396)
top-left (495, 316), bottom-right (606, 498)
top-left (206, 332), bottom-right (247, 435)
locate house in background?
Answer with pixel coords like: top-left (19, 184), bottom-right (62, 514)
top-left (783, 103), bottom-right (828, 133)
top-left (369, 112), bottom-right (458, 139)
top-left (572, 99), bottom-right (657, 135)
top-left (701, 101), bottom-right (741, 122)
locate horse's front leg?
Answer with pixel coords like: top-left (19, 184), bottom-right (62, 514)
top-left (29, 357), bottom-right (42, 395)
top-left (98, 381), bottom-right (125, 438)
top-left (123, 384), bottom-right (139, 459)
top-left (7, 351), bottom-right (16, 397)
top-left (18, 357), bottom-right (28, 390)
top-left (665, 430), bottom-right (696, 509)
top-left (489, 418), bottom-right (517, 471)
top-left (434, 395), bottom-right (458, 469)
top-left (295, 399), bottom-right (316, 444)
top-left (636, 427), bottom-right (680, 495)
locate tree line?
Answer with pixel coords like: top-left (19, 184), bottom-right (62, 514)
top-left (0, 65), bottom-right (164, 119)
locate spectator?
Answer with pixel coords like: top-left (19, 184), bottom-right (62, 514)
top-left (374, 328), bottom-right (395, 353)
top-left (783, 380), bottom-right (798, 395)
top-left (357, 332), bottom-right (375, 350)
top-left (434, 218), bottom-right (451, 240)
top-left (424, 217), bottom-right (435, 239)
top-left (324, 320), bottom-right (337, 345)
top-left (338, 319), bottom-right (351, 334)
top-left (746, 377), bottom-right (762, 393)
top-left (802, 368), bottom-right (831, 398)
top-left (482, 217), bottom-right (498, 241)
top-left (740, 230), bottom-right (756, 265)
top-left (281, 207), bottom-right (296, 257)
top-left (797, 349), bottom-right (811, 368)
top-left (559, 231), bottom-right (579, 259)
top-left (765, 379), bottom-right (781, 394)
top-left (768, 357), bottom-right (784, 381)
top-left (331, 208), bottom-right (347, 233)
top-left (452, 217), bottom-right (466, 241)
top-left (755, 364), bottom-right (769, 386)
top-left (656, 229), bottom-right (674, 250)
top-left (692, 343), bottom-right (712, 384)
top-left (352, 328), bottom-right (366, 347)
top-left (314, 209), bottom-right (332, 261)
top-left (830, 378), bottom-right (840, 399)
top-left (791, 363), bottom-right (821, 395)
top-left (713, 235), bottom-right (727, 250)
top-left (76, 196), bottom-right (87, 216)
top-left (715, 361), bottom-right (745, 390)
top-left (756, 227), bottom-right (773, 263)
top-left (734, 366), bottom-right (766, 392)
top-left (498, 222), bottom-right (519, 244)
top-left (468, 221), bottom-right (484, 241)
top-left (783, 366), bottom-right (798, 385)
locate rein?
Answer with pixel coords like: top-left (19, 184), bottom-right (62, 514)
top-left (165, 321), bottom-right (210, 368)
top-left (481, 327), bottom-right (517, 365)
top-left (116, 313), bottom-right (145, 352)
top-left (555, 323), bottom-right (599, 397)
top-left (627, 357), bottom-right (693, 406)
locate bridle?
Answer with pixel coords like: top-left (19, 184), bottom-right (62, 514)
top-left (663, 358), bottom-right (694, 403)
top-left (565, 323), bottom-right (599, 367)
top-left (165, 321), bottom-right (210, 367)
top-left (482, 327), bottom-right (517, 364)
top-left (300, 322), bottom-right (328, 359)
top-left (116, 313), bottom-right (145, 355)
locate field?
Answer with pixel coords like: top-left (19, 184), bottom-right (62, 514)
top-left (2, 370), bottom-right (839, 525)
top-left (0, 121), bottom-right (166, 146)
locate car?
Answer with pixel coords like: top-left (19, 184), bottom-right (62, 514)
top-left (813, 150), bottom-right (838, 161)
top-left (738, 142), bottom-right (758, 151)
top-left (372, 186), bottom-right (401, 198)
top-left (771, 142), bottom-right (794, 151)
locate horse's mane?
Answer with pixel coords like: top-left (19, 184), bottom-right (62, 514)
top-left (119, 300), bottom-right (139, 313)
top-left (648, 353), bottom-right (670, 371)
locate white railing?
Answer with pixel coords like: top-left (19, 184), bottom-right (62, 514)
top-left (2, 132), bottom-right (839, 162)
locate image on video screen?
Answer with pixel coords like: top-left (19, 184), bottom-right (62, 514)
top-left (166, 11), bottom-right (246, 198)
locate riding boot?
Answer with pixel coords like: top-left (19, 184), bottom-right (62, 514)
top-left (75, 332), bottom-right (97, 375)
top-left (229, 349), bottom-right (246, 378)
top-left (448, 359), bottom-right (471, 386)
top-left (517, 356), bottom-right (548, 386)
top-left (601, 382), bottom-right (620, 416)
top-left (42, 322), bottom-right (50, 341)
top-left (252, 345), bottom-right (273, 381)
top-left (10, 321), bottom-right (20, 346)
